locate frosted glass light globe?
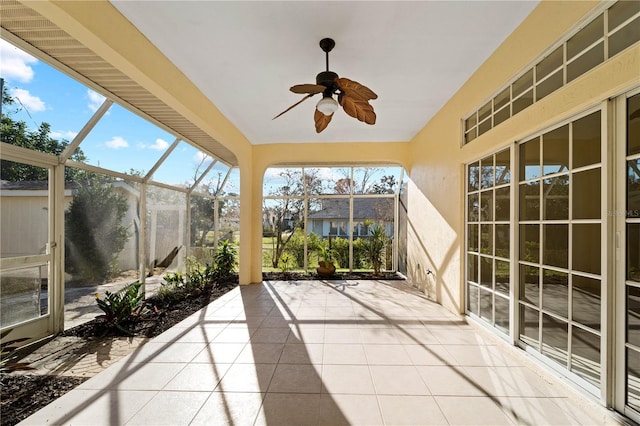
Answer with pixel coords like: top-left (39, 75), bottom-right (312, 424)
top-left (316, 96), bottom-right (339, 115)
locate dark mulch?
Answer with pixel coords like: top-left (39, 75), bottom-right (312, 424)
top-left (0, 280), bottom-right (238, 426)
top-left (262, 270), bottom-right (404, 281)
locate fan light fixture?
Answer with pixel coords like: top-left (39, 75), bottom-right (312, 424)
top-left (316, 96), bottom-right (339, 115)
top-left (273, 38), bottom-right (378, 133)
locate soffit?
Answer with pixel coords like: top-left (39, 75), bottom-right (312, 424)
top-left (0, 0), bottom-right (238, 166)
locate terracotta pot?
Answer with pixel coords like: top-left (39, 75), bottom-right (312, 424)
top-left (316, 261), bottom-right (336, 277)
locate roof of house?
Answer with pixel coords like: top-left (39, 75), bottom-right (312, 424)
top-left (0, 180), bottom-right (78, 191)
top-left (307, 198), bottom-right (394, 221)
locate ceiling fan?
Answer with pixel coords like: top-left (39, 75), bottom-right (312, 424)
top-left (273, 38), bottom-right (378, 133)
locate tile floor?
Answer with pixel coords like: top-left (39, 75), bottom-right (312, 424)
top-left (21, 280), bottom-right (621, 425)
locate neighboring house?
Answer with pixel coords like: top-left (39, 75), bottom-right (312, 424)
top-left (307, 198), bottom-right (394, 239)
top-left (0, 180), bottom-right (140, 271)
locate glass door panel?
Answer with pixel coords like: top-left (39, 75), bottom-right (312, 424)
top-left (518, 111), bottom-right (603, 390)
top-left (623, 92), bottom-right (640, 416)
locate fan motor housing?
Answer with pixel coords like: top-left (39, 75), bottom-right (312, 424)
top-left (316, 71), bottom-right (338, 88)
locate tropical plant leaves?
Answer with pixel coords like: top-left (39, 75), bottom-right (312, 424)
top-left (314, 108), bottom-right (333, 133)
top-left (339, 94), bottom-right (376, 125)
top-left (336, 77), bottom-right (377, 101)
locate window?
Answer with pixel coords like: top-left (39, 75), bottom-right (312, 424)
top-left (466, 148), bottom-right (511, 334)
top-left (462, 1), bottom-right (639, 144)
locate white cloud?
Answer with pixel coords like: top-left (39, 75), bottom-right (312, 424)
top-left (0, 39), bottom-right (37, 83)
top-left (105, 136), bottom-right (129, 149)
top-left (50, 130), bottom-right (79, 140)
top-left (9, 88), bottom-right (45, 112)
top-left (149, 138), bottom-right (169, 151)
top-left (87, 89), bottom-right (106, 112)
top-left (194, 151), bottom-right (212, 165)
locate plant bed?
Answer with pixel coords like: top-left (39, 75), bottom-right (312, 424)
top-left (0, 279), bottom-right (238, 426)
top-left (263, 270), bottom-right (404, 281)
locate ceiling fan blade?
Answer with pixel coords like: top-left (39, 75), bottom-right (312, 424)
top-left (290, 84), bottom-right (326, 95)
top-left (314, 109), bottom-right (333, 133)
top-left (340, 94), bottom-right (376, 125)
top-left (336, 77), bottom-right (378, 101)
top-left (273, 94), bottom-right (316, 120)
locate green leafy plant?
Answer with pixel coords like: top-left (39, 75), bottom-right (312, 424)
top-left (0, 329), bottom-right (34, 376)
top-left (213, 240), bottom-right (237, 282)
top-left (279, 253), bottom-right (292, 273)
top-left (95, 281), bottom-right (146, 334)
top-left (365, 224), bottom-right (387, 275)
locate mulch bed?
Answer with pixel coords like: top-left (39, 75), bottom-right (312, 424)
top-left (1, 271), bottom-right (404, 425)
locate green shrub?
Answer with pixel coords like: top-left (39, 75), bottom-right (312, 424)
top-left (95, 281), bottom-right (146, 334)
top-left (213, 240), bottom-right (237, 281)
top-left (330, 237), bottom-right (350, 268)
top-left (352, 238), bottom-right (370, 269)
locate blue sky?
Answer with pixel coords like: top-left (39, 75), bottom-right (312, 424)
top-left (0, 39), bottom-right (231, 188)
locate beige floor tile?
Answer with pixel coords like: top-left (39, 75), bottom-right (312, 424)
top-left (377, 395), bottom-right (448, 425)
top-left (210, 327), bottom-right (253, 343)
top-left (288, 326), bottom-right (325, 344)
top-left (463, 366), bottom-right (552, 397)
top-left (429, 326), bottom-right (492, 345)
top-left (190, 392), bottom-right (265, 426)
top-left (496, 396), bottom-right (609, 425)
top-left (369, 365), bottom-right (431, 395)
top-left (191, 342), bottom-right (246, 363)
top-left (78, 362), bottom-right (185, 391)
top-left (249, 326), bottom-right (291, 343)
top-left (215, 363), bottom-right (276, 393)
top-left (255, 393), bottom-right (320, 426)
top-left (394, 327), bottom-right (439, 344)
top-left (125, 390), bottom-right (209, 425)
top-left (435, 396), bottom-right (515, 425)
top-left (416, 365), bottom-right (486, 396)
top-left (323, 343), bottom-right (368, 364)
top-left (359, 327), bottom-right (401, 344)
top-left (163, 363), bottom-right (231, 391)
top-left (280, 343), bottom-right (324, 364)
top-left (403, 343), bottom-right (453, 366)
top-left (152, 325), bottom-right (224, 343)
top-left (20, 389), bottom-right (157, 426)
top-left (444, 344), bottom-right (523, 367)
top-left (324, 327), bottom-right (362, 343)
top-left (127, 342), bottom-right (206, 363)
top-left (319, 394), bottom-right (383, 425)
top-left (364, 344), bottom-right (413, 365)
top-left (235, 343), bottom-right (284, 363)
top-left (321, 364), bottom-right (375, 394)
top-left (268, 363), bottom-right (323, 393)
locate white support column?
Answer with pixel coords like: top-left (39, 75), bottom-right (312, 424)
top-left (50, 162), bottom-right (66, 333)
top-left (139, 183), bottom-right (147, 289)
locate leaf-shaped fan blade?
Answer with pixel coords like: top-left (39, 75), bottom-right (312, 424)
top-left (290, 84), bottom-right (326, 95)
top-left (340, 95), bottom-right (376, 125)
top-left (273, 94), bottom-right (316, 120)
top-left (336, 77), bottom-right (378, 101)
top-left (314, 109), bottom-right (333, 133)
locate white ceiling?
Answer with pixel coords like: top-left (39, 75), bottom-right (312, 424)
top-left (111, 1), bottom-right (538, 145)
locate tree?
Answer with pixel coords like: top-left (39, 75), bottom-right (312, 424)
top-left (1, 88), bottom-right (86, 181)
top-left (264, 168), bottom-right (322, 268)
top-left (65, 174), bottom-right (130, 281)
top-left (370, 175), bottom-right (398, 194)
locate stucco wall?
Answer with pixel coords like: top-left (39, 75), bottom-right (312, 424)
top-left (405, 0), bottom-right (640, 314)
